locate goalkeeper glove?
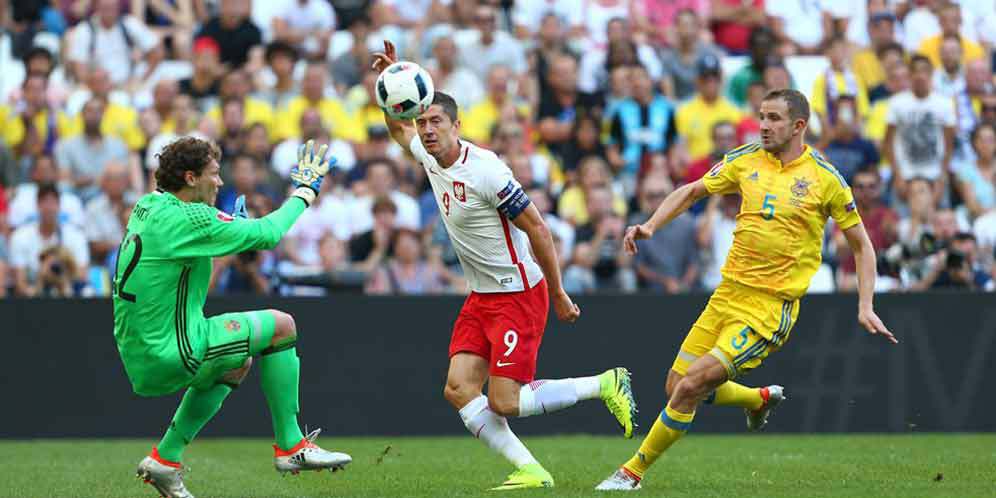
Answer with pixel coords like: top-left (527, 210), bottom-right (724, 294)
top-left (289, 139), bottom-right (336, 206)
top-left (232, 194), bottom-right (249, 219)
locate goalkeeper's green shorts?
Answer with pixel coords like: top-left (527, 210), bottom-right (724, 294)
top-left (188, 310), bottom-right (277, 390)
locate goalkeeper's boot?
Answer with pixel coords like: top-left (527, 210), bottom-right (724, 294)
top-left (595, 468), bottom-right (642, 491)
top-left (274, 428), bottom-right (352, 475)
top-left (746, 385), bottom-right (785, 431)
top-left (136, 448), bottom-right (195, 498)
top-left (490, 463), bottom-right (554, 491)
top-left (599, 367), bottom-right (638, 438)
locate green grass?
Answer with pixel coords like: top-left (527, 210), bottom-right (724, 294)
top-left (1, 435), bottom-right (993, 497)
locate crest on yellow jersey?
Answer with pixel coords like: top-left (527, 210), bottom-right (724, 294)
top-left (791, 177), bottom-right (811, 198)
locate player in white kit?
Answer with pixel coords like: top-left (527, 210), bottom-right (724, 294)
top-left (373, 41), bottom-right (637, 490)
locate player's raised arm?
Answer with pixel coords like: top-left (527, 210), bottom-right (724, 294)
top-left (371, 40), bottom-right (417, 152)
top-left (623, 179), bottom-right (710, 255)
top-left (171, 140), bottom-right (334, 259)
top-left (841, 223), bottom-right (898, 344)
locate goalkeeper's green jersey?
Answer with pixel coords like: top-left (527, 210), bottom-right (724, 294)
top-left (112, 191), bottom-right (306, 396)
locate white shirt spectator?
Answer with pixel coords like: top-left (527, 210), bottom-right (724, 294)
top-left (271, 138), bottom-right (356, 178)
top-left (346, 191), bottom-right (421, 235)
top-left (933, 69), bottom-right (966, 98)
top-left (423, 60), bottom-right (486, 110)
top-left (902, 4), bottom-right (980, 52)
top-left (275, 0), bottom-right (336, 54)
top-left (886, 90), bottom-right (957, 181)
top-left (513, 0), bottom-right (583, 35)
top-left (974, 210), bottom-right (996, 251)
top-left (145, 131), bottom-right (209, 171)
top-left (457, 31), bottom-right (528, 79)
top-left (67, 16), bottom-right (159, 85)
top-left (577, 44), bottom-right (663, 94)
top-left (578, 0), bottom-right (629, 52)
top-left (8, 185), bottom-right (85, 230)
top-left (766, 0), bottom-right (827, 51)
top-left (701, 214), bottom-right (736, 291)
top-left (9, 222), bottom-right (90, 278)
top-left (84, 193), bottom-right (134, 249)
top-left (285, 194), bottom-right (351, 265)
top-left (410, 136), bottom-right (543, 293)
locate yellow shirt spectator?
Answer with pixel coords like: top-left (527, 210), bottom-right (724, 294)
top-left (811, 69), bottom-right (870, 122)
top-left (66, 102), bottom-right (145, 150)
top-left (206, 97), bottom-right (275, 136)
top-left (273, 96), bottom-right (364, 143)
top-left (3, 109), bottom-right (74, 151)
top-left (918, 35), bottom-right (985, 69)
top-left (557, 186), bottom-right (628, 226)
top-left (852, 49), bottom-right (885, 91)
top-left (676, 95), bottom-right (743, 161)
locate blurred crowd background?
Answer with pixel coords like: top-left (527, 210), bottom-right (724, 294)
top-left (2, 0), bottom-right (996, 298)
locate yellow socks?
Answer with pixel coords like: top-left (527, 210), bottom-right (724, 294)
top-left (622, 405), bottom-right (695, 479)
top-left (705, 382), bottom-right (765, 410)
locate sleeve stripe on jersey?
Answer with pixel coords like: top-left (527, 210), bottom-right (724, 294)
top-left (174, 267), bottom-right (199, 375)
top-left (499, 213), bottom-right (530, 291)
top-left (810, 151), bottom-right (848, 187)
top-left (724, 142), bottom-right (761, 162)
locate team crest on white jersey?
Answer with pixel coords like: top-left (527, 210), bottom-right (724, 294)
top-left (453, 181), bottom-right (467, 202)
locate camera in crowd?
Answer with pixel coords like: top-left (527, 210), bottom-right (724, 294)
top-left (876, 232), bottom-right (956, 277)
top-left (38, 246), bottom-right (78, 297)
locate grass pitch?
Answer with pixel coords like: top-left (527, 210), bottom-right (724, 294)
top-left (1, 435), bottom-right (992, 498)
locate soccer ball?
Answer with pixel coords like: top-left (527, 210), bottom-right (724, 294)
top-left (375, 61), bottom-right (435, 120)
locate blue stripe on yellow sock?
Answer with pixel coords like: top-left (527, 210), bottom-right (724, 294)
top-left (660, 410), bottom-right (693, 432)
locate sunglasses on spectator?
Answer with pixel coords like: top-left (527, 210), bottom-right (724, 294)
top-left (645, 190), bottom-right (669, 197)
top-left (983, 106), bottom-right (996, 112)
top-left (854, 182), bottom-right (878, 189)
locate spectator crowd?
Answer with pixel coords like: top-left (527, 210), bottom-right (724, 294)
top-left (2, 0), bottom-right (996, 297)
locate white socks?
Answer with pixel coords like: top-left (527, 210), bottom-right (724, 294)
top-left (459, 395), bottom-right (537, 467)
top-left (517, 376), bottom-right (602, 418)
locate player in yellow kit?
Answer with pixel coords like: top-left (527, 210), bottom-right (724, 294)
top-left (596, 89), bottom-right (899, 491)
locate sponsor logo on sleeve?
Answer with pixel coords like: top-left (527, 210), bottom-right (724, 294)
top-left (845, 200), bottom-right (857, 212)
top-left (497, 180), bottom-right (515, 200)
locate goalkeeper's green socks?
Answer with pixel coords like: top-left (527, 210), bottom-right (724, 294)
top-left (260, 346), bottom-right (305, 451)
top-left (157, 383), bottom-right (233, 462)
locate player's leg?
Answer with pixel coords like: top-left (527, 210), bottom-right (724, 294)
top-left (140, 354), bottom-right (255, 497)
top-left (668, 365), bottom-right (767, 412)
top-left (596, 354), bottom-right (729, 491)
top-left (156, 359), bottom-right (251, 462)
top-left (256, 309), bottom-right (351, 474)
top-left (486, 280), bottom-right (638, 437)
top-left (445, 353), bottom-right (545, 475)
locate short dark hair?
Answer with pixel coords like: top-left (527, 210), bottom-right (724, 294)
top-left (910, 53), bottom-right (933, 71)
top-left (431, 92), bottom-right (459, 122)
top-left (23, 46), bottom-right (53, 71)
top-left (971, 122), bottom-right (996, 144)
top-left (763, 89), bottom-right (810, 123)
top-left (265, 40), bottom-right (298, 63)
top-left (877, 41), bottom-right (905, 60)
top-left (155, 137), bottom-right (221, 193)
top-left (37, 182), bottom-right (59, 202)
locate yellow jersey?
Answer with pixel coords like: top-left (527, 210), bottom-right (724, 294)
top-left (676, 95), bottom-right (743, 161)
top-left (702, 143), bottom-right (862, 300)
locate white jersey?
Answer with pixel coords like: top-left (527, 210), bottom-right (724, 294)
top-left (410, 136), bottom-right (543, 293)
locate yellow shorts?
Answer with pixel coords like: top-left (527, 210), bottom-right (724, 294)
top-left (671, 280), bottom-right (799, 379)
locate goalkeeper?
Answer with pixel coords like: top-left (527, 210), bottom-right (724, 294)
top-left (113, 137), bottom-right (349, 498)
